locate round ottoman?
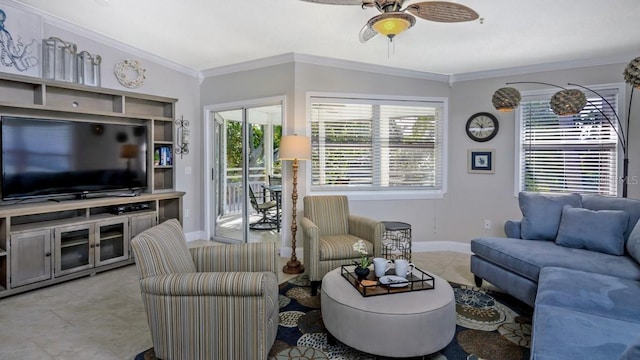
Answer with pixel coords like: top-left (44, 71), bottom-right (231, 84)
top-left (321, 267), bottom-right (455, 357)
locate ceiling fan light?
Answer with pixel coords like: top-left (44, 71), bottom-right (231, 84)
top-left (550, 89), bottom-right (587, 116)
top-left (492, 87), bottom-right (521, 112)
top-left (373, 17), bottom-right (410, 37)
top-left (369, 12), bottom-right (415, 39)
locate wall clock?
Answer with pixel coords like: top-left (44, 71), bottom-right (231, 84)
top-left (465, 112), bottom-right (499, 142)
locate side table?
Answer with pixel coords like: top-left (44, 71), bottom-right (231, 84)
top-left (382, 221), bottom-right (412, 260)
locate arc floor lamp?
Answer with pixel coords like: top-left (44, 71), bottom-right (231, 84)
top-left (492, 56), bottom-right (640, 197)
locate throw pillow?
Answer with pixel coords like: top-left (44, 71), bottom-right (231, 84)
top-left (555, 206), bottom-right (629, 256)
top-left (626, 220), bottom-right (640, 263)
top-left (519, 192), bottom-right (582, 240)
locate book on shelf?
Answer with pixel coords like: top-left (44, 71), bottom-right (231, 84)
top-left (155, 146), bottom-right (173, 166)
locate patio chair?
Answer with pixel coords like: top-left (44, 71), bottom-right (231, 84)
top-left (268, 175), bottom-right (282, 186)
top-left (301, 195), bottom-right (385, 295)
top-left (131, 219), bottom-right (279, 360)
top-left (249, 186), bottom-right (278, 230)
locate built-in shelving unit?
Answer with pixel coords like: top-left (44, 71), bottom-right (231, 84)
top-left (0, 72), bottom-right (184, 298)
top-left (0, 72), bottom-right (178, 193)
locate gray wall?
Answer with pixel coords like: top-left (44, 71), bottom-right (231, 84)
top-left (201, 60), bottom-right (639, 248)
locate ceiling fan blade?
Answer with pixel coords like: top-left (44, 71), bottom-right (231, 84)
top-left (406, 1), bottom-right (479, 22)
top-left (298, 0), bottom-right (365, 5)
top-left (359, 23), bottom-right (378, 42)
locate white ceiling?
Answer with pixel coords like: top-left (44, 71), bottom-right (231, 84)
top-left (12, 0), bottom-right (640, 76)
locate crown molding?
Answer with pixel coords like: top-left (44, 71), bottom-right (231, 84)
top-left (10, 0), bottom-right (200, 79)
top-left (10, 0), bottom-right (636, 85)
top-left (450, 54), bottom-right (637, 83)
top-left (291, 53), bottom-right (449, 82)
top-left (201, 52), bottom-right (449, 83)
top-left (200, 53), bottom-right (296, 78)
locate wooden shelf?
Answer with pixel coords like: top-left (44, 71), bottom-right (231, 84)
top-left (60, 239), bottom-right (89, 248)
top-left (100, 233), bottom-right (123, 241)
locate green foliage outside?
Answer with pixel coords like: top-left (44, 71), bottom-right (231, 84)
top-left (226, 121), bottom-right (282, 183)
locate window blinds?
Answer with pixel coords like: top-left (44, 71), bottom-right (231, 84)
top-left (519, 89), bottom-right (619, 195)
top-left (310, 97), bottom-right (444, 191)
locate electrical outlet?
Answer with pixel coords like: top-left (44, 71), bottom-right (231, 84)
top-left (484, 220), bottom-right (491, 229)
top-left (185, 209), bottom-right (190, 218)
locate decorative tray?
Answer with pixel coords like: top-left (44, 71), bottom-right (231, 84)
top-left (340, 264), bottom-right (435, 297)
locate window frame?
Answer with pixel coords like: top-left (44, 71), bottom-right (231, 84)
top-left (514, 83), bottom-right (626, 197)
top-left (306, 91), bottom-right (448, 200)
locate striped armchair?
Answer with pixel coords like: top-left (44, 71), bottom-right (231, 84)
top-left (301, 195), bottom-right (384, 295)
top-left (131, 219), bottom-right (278, 360)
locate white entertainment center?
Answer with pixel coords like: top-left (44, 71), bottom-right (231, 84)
top-left (0, 72), bottom-right (184, 298)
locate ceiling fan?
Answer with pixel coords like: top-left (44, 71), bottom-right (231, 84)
top-left (300, 1), bottom-right (479, 42)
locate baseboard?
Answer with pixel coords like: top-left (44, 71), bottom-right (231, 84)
top-left (411, 241), bottom-right (472, 254)
top-left (278, 241), bottom-right (471, 259)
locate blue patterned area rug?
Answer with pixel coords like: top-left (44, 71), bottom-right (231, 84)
top-left (135, 274), bottom-right (532, 360)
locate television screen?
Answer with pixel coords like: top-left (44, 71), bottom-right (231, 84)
top-left (1, 116), bottom-right (148, 200)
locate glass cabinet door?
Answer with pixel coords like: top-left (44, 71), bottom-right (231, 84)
top-left (95, 218), bottom-right (129, 267)
top-left (54, 224), bottom-right (93, 277)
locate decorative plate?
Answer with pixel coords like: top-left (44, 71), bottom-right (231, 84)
top-left (379, 275), bottom-right (409, 287)
top-left (115, 59), bottom-right (146, 88)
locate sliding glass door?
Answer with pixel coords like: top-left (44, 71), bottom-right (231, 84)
top-left (208, 102), bottom-right (282, 243)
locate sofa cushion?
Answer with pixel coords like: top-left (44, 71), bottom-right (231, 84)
top-left (627, 221), bottom-right (640, 264)
top-left (582, 194), bottom-right (640, 241)
top-left (471, 237), bottom-right (640, 283)
top-left (319, 234), bottom-right (373, 261)
top-left (532, 267), bottom-right (640, 360)
top-left (555, 206), bottom-right (629, 256)
top-left (532, 304), bottom-right (640, 360)
top-left (536, 267), bottom-right (640, 324)
top-left (519, 192), bottom-right (582, 240)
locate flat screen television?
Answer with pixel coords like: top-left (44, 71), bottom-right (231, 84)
top-left (1, 116), bottom-right (148, 201)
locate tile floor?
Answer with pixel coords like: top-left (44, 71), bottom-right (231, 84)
top-left (0, 246), bottom-right (479, 360)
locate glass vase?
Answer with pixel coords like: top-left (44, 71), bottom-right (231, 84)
top-left (42, 37), bottom-right (77, 82)
top-left (77, 51), bottom-right (102, 87)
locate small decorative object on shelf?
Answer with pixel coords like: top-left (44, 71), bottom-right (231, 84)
top-left (76, 50), bottom-right (101, 87)
top-left (115, 59), bottom-right (146, 88)
top-left (42, 37), bottom-right (77, 82)
top-left (154, 145), bottom-right (173, 166)
top-left (175, 115), bottom-right (190, 158)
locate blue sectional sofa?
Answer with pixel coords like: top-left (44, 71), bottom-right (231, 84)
top-left (470, 192), bottom-right (640, 360)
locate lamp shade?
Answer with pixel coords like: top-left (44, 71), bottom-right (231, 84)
top-left (624, 57), bottom-right (640, 89)
top-left (279, 135), bottom-right (311, 161)
top-left (369, 12), bottom-right (415, 39)
top-left (550, 89), bottom-right (587, 116)
top-left (120, 144), bottom-right (139, 159)
top-left (492, 87), bottom-right (521, 112)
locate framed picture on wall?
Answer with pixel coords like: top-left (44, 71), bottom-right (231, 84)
top-left (468, 149), bottom-right (495, 174)
top-left (0, 3), bottom-right (42, 77)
